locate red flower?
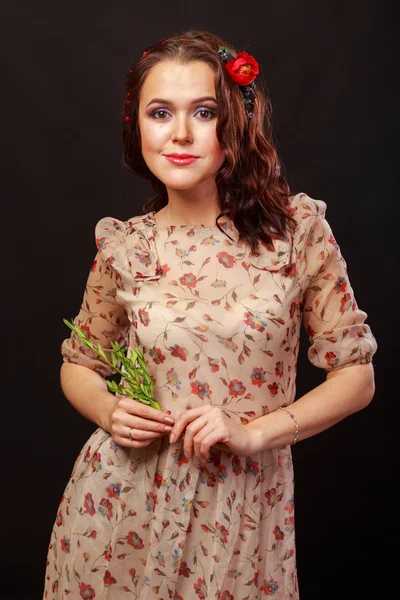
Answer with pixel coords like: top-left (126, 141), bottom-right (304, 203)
top-left (126, 531), bottom-right (144, 549)
top-left (225, 51), bottom-right (259, 85)
top-left (228, 379), bottom-right (246, 397)
top-left (79, 582), bottom-right (96, 599)
top-left (170, 344), bottom-right (187, 361)
top-left (103, 570), bottom-right (116, 587)
top-left (179, 560), bottom-right (191, 578)
top-left (84, 493), bottom-right (95, 516)
top-left (268, 382), bottom-right (279, 396)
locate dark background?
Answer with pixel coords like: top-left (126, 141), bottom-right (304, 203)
top-left (2, 1), bottom-right (396, 598)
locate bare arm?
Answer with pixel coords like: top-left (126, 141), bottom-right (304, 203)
top-left (247, 362), bottom-right (375, 451)
top-left (60, 362), bottom-right (118, 433)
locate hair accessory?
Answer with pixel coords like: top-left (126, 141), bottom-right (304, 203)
top-left (278, 406), bottom-right (300, 445)
top-left (217, 46), bottom-right (259, 118)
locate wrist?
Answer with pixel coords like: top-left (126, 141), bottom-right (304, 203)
top-left (98, 390), bottom-right (119, 433)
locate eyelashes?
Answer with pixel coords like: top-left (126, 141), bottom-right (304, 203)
top-left (149, 108), bottom-right (217, 121)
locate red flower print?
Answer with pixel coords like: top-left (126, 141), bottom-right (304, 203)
top-left (83, 445), bottom-right (91, 462)
top-left (179, 272), bottom-right (198, 288)
top-left (283, 263), bottom-right (296, 279)
top-left (199, 466), bottom-right (216, 487)
top-left (55, 510), bottom-right (63, 527)
top-left (138, 308), bottom-right (150, 326)
top-left (89, 529), bottom-right (97, 538)
top-left (254, 571), bottom-right (259, 588)
top-left (191, 380), bottom-right (212, 400)
top-left (275, 361), bottom-right (283, 378)
top-left (154, 471), bottom-right (164, 489)
top-left (265, 487), bottom-right (277, 507)
top-left (325, 351), bottom-right (339, 368)
top-left (273, 525), bottom-right (284, 541)
top-left (161, 263), bottom-right (170, 276)
top-left (126, 531), bottom-right (144, 549)
top-left (98, 498), bottom-right (113, 519)
top-left (268, 382), bottom-right (279, 396)
top-left (194, 577), bottom-right (208, 599)
top-left (91, 259), bottom-right (97, 271)
top-left (149, 346), bottom-right (166, 364)
top-left (79, 582), bottom-right (96, 599)
top-left (80, 324), bottom-right (93, 339)
top-left (260, 578), bottom-right (279, 596)
top-left (217, 251), bottom-right (235, 268)
top-left (244, 311), bottom-right (267, 332)
top-left (179, 560), bottom-right (191, 578)
top-left (220, 592), bottom-right (234, 600)
top-left (91, 452), bottom-right (102, 472)
top-left (232, 455), bottom-right (243, 475)
top-left (250, 367), bottom-right (267, 387)
top-left (245, 457), bottom-right (259, 475)
top-left (145, 492), bottom-right (158, 512)
top-left (284, 515), bottom-right (295, 533)
top-left (170, 344), bottom-right (188, 361)
top-left (60, 536), bottom-right (70, 553)
top-left (228, 379), bottom-right (246, 397)
top-left (84, 493), bottom-right (95, 516)
top-left (289, 301), bottom-right (297, 319)
top-left (307, 325), bottom-right (315, 338)
top-left (328, 234), bottom-right (339, 250)
top-left (214, 521), bottom-right (229, 543)
top-left (340, 292), bottom-right (353, 313)
top-left (174, 594), bottom-right (184, 600)
top-left (103, 570), bottom-right (116, 587)
top-left (334, 276), bottom-right (347, 293)
top-left (106, 483), bottom-right (121, 499)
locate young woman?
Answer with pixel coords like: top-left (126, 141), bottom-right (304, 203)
top-left (43, 29), bottom-right (377, 599)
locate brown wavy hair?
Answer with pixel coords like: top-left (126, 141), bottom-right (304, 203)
top-left (121, 29), bottom-right (296, 251)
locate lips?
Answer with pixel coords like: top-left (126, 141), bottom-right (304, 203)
top-left (164, 153), bottom-right (198, 158)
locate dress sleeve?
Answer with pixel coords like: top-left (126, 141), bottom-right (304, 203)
top-left (300, 201), bottom-right (377, 371)
top-left (60, 218), bottom-right (131, 378)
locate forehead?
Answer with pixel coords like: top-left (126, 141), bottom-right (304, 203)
top-left (140, 60), bottom-right (216, 103)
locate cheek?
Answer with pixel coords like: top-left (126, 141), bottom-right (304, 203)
top-left (140, 123), bottom-right (165, 153)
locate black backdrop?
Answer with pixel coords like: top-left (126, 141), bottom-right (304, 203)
top-left (2, 1), bottom-right (396, 598)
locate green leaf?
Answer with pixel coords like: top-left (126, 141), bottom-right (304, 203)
top-left (96, 345), bottom-right (107, 360)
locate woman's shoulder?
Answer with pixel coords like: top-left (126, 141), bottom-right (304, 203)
top-left (288, 192), bottom-right (327, 224)
top-left (95, 212), bottom-right (154, 246)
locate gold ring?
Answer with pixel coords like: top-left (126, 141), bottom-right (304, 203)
top-left (128, 427), bottom-right (133, 441)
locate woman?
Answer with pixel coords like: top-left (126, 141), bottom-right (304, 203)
top-left (44, 30), bottom-right (377, 599)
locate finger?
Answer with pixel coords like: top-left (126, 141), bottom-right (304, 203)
top-left (170, 404), bottom-right (213, 443)
top-left (196, 428), bottom-right (226, 464)
top-left (125, 427), bottom-right (166, 441)
top-left (129, 416), bottom-right (174, 435)
top-left (183, 414), bottom-right (213, 458)
top-left (192, 423), bottom-right (217, 461)
top-left (115, 436), bottom-right (158, 449)
top-left (118, 398), bottom-right (175, 425)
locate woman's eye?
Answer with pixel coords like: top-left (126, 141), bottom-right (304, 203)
top-left (150, 108), bottom-right (216, 120)
top-left (196, 108), bottom-right (215, 119)
top-left (152, 109), bottom-right (170, 120)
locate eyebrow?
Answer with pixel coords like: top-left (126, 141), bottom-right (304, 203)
top-left (146, 96), bottom-right (218, 108)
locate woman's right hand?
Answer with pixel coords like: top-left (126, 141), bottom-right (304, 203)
top-left (109, 397), bottom-right (175, 448)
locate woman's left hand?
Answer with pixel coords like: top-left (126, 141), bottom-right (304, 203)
top-left (169, 404), bottom-right (261, 464)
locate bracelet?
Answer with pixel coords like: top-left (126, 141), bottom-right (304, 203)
top-left (278, 406), bottom-right (299, 445)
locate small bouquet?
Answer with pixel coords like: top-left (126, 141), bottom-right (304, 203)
top-left (63, 318), bottom-right (162, 410)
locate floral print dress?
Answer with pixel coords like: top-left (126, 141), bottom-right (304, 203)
top-left (43, 192), bottom-right (377, 599)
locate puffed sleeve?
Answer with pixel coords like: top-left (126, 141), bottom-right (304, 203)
top-left (60, 218), bottom-right (131, 378)
top-left (299, 198), bottom-right (377, 371)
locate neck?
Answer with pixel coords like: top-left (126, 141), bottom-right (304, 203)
top-left (156, 185), bottom-right (221, 227)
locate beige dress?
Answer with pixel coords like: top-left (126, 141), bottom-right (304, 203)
top-left (43, 192), bottom-right (377, 599)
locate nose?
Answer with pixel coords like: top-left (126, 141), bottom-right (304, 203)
top-left (172, 113), bottom-right (193, 144)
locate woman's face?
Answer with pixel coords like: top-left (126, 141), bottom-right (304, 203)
top-left (138, 60), bottom-right (225, 192)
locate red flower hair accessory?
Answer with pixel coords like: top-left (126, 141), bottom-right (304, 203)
top-left (217, 46), bottom-right (259, 118)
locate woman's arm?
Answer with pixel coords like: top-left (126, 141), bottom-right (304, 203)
top-left (60, 362), bottom-right (118, 433)
top-left (247, 362), bottom-right (375, 451)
